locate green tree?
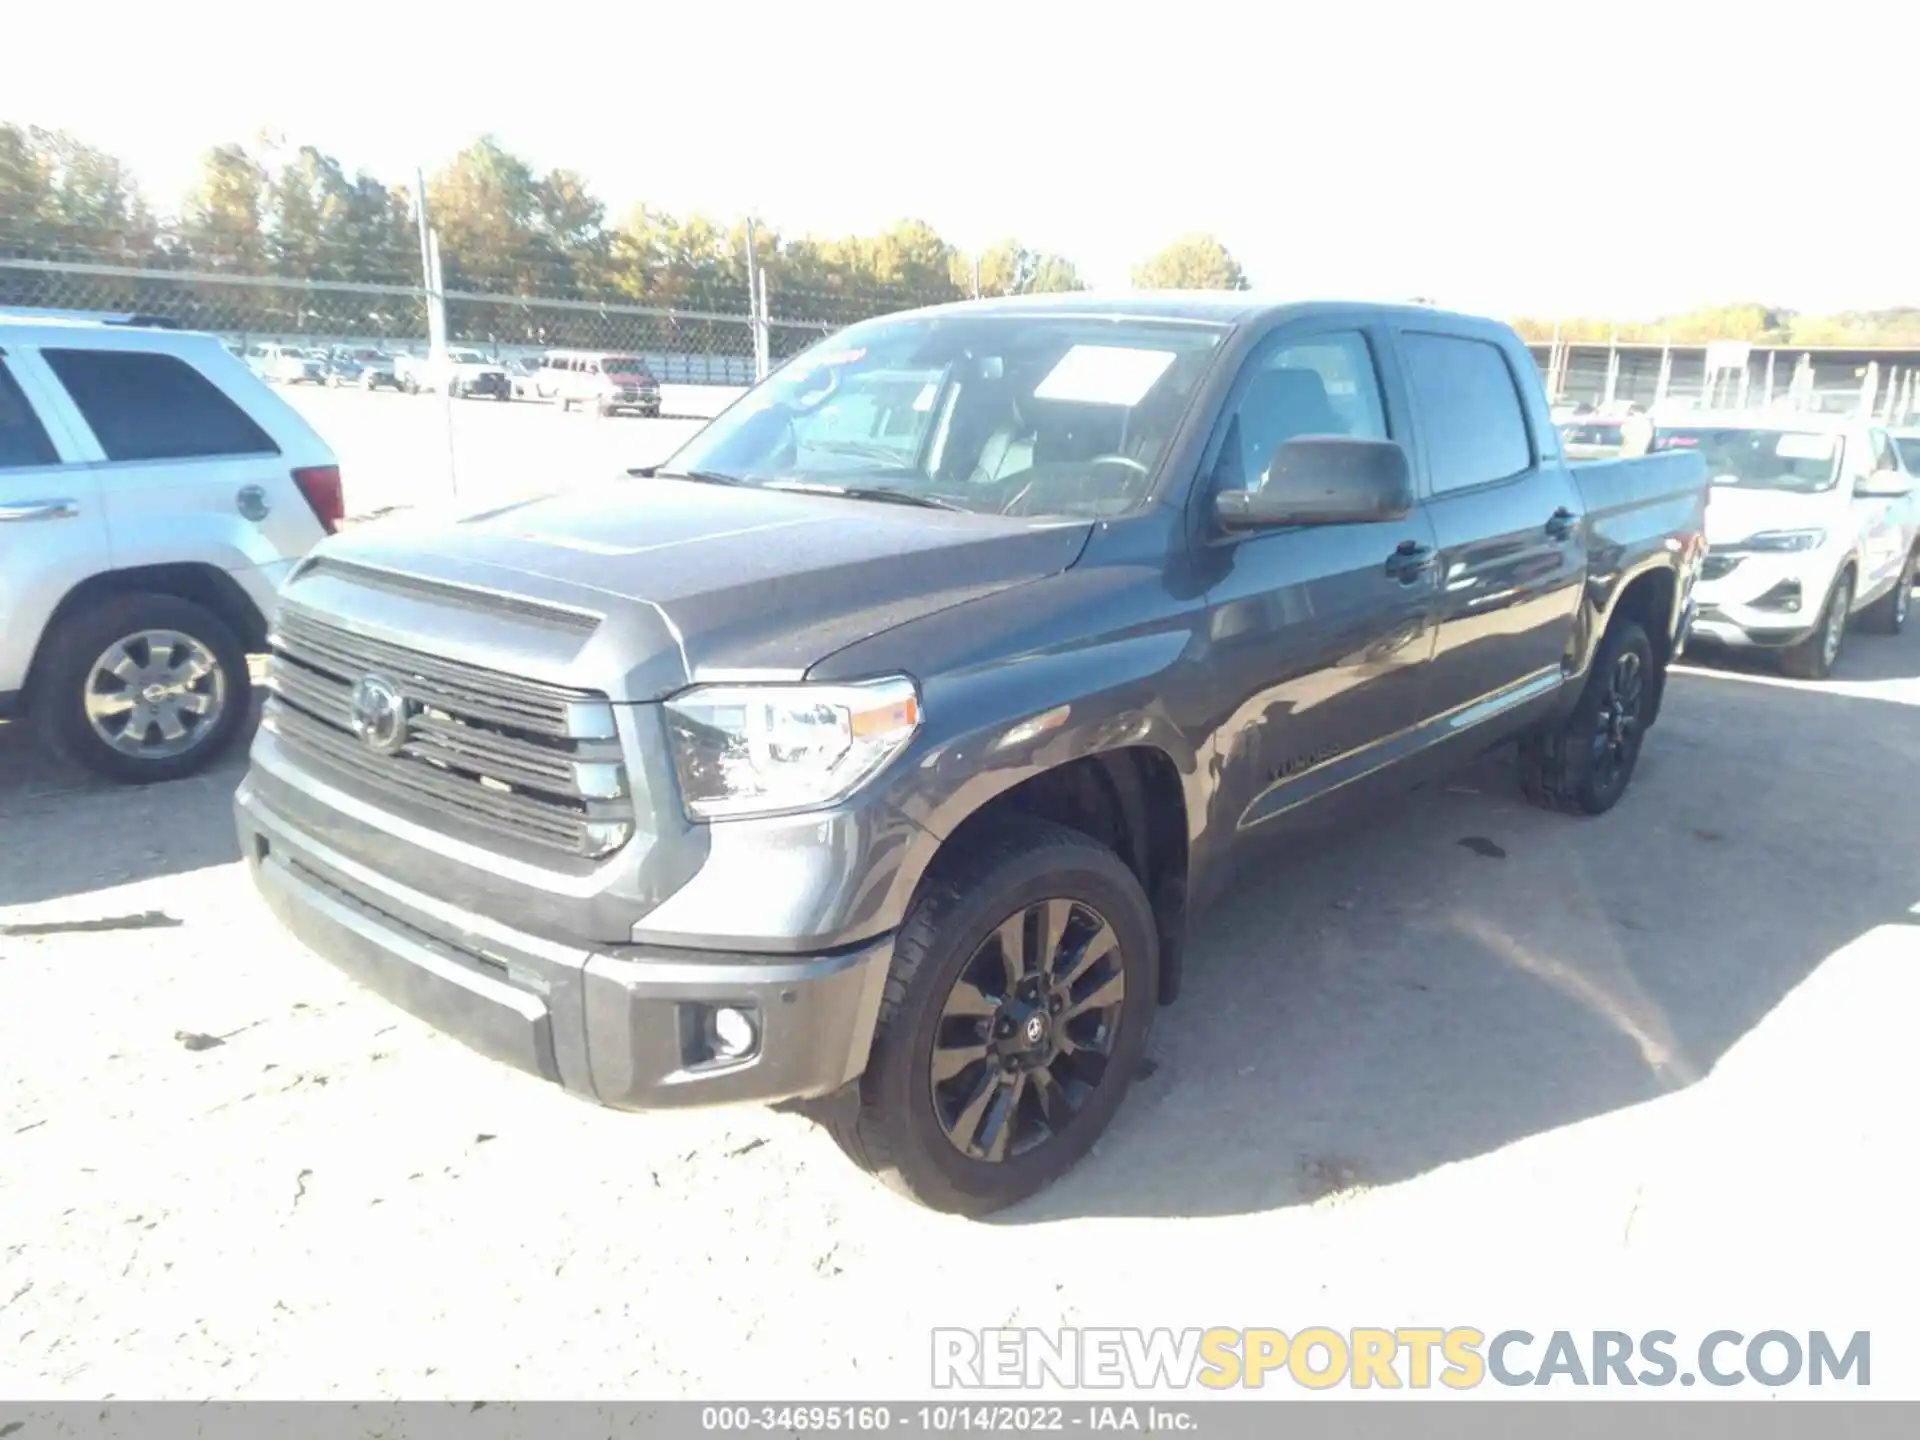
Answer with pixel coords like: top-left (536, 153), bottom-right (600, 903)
top-left (1026, 254), bottom-right (1086, 294)
top-left (15, 128), bottom-right (160, 261)
top-left (1132, 233), bottom-right (1248, 291)
top-left (0, 124), bottom-right (54, 236)
top-left (180, 143), bottom-right (270, 272)
top-left (267, 145), bottom-right (354, 278)
top-left (427, 137), bottom-right (556, 293)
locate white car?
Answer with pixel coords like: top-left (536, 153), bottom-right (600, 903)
top-left (1656, 412), bottom-right (1919, 678)
top-left (395, 347), bottom-right (510, 400)
top-left (0, 316), bottom-right (340, 782)
top-left (248, 342), bottom-right (328, 386)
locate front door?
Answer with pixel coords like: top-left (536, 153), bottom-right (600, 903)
top-left (0, 350), bottom-right (108, 698)
top-left (1199, 321), bottom-right (1440, 837)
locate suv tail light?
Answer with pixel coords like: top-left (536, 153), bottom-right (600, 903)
top-left (292, 464), bottom-right (344, 533)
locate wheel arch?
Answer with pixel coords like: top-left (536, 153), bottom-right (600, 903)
top-left (24, 563), bottom-right (267, 706)
top-left (904, 745), bottom-right (1194, 1006)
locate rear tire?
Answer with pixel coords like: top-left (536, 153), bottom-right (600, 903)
top-left (827, 817), bottom-right (1159, 1216)
top-left (30, 593), bottom-right (251, 785)
top-left (1781, 568), bottom-right (1853, 679)
top-left (1858, 552), bottom-right (1914, 635)
top-left (1519, 617), bottom-right (1654, 816)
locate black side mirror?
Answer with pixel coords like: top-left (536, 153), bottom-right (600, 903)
top-left (1215, 436), bottom-right (1414, 530)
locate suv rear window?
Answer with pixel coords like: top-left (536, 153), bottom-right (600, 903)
top-left (41, 348), bottom-right (278, 462)
top-left (0, 359), bottom-right (60, 469)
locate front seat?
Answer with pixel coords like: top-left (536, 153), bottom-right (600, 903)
top-left (1231, 367), bottom-right (1345, 489)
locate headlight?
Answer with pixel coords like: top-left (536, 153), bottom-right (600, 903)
top-left (1741, 529), bottom-right (1826, 553)
top-left (664, 677), bottom-right (921, 820)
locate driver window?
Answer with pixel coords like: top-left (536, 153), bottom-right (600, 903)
top-left (1871, 430), bottom-right (1899, 472)
top-left (1218, 331), bottom-right (1387, 492)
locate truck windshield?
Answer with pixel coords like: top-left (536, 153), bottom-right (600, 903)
top-left (1651, 427), bottom-right (1843, 493)
top-left (604, 357), bottom-right (649, 375)
top-left (663, 314), bottom-right (1225, 519)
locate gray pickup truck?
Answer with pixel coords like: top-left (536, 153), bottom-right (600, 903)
top-left (237, 296), bottom-right (1708, 1214)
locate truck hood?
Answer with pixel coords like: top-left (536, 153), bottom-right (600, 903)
top-left (1704, 484), bottom-right (1839, 545)
top-left (283, 479), bottom-right (1091, 701)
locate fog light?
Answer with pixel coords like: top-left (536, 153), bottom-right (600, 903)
top-left (1752, 579), bottom-right (1803, 612)
top-left (708, 1006), bottom-right (758, 1060)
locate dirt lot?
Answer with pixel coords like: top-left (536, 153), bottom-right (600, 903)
top-left (2, 391), bottom-right (1917, 1396)
top-left (271, 385), bottom-right (706, 521)
top-left (5, 624), bottom-right (1916, 1398)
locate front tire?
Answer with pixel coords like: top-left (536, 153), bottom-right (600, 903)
top-left (831, 818), bottom-right (1159, 1216)
top-left (30, 593), bottom-right (251, 785)
top-left (1781, 568), bottom-right (1853, 679)
top-left (1858, 552), bottom-right (1914, 635)
top-left (1520, 616), bottom-right (1654, 816)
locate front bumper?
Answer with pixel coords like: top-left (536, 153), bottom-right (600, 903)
top-left (462, 374), bottom-right (510, 396)
top-left (236, 779), bottom-right (893, 1109)
top-left (1685, 548), bottom-right (1836, 648)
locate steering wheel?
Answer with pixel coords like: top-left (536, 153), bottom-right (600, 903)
top-left (1000, 455), bottom-right (1150, 516)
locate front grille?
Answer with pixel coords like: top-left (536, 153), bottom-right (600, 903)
top-left (1701, 552), bottom-right (1743, 581)
top-left (265, 605), bottom-right (633, 859)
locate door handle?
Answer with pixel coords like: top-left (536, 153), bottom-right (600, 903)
top-left (1385, 539), bottom-right (1434, 583)
top-left (0, 499), bottom-right (79, 523)
top-left (1545, 507), bottom-right (1578, 541)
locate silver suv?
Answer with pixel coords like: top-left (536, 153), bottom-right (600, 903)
top-left (0, 315), bottom-right (341, 782)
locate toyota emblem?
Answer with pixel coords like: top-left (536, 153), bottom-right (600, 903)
top-left (348, 673), bottom-right (409, 755)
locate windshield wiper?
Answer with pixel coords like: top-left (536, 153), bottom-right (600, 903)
top-left (761, 480), bottom-right (965, 511)
top-left (635, 466), bottom-right (747, 487)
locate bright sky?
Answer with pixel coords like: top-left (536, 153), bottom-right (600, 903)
top-left (11, 0), bottom-right (1916, 318)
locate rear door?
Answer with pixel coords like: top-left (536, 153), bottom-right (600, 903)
top-left (37, 342), bottom-right (322, 577)
top-left (0, 348), bottom-right (108, 697)
top-left (1199, 316), bottom-right (1440, 835)
top-left (1399, 327), bottom-right (1586, 721)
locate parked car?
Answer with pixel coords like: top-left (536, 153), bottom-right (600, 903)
top-left (326, 348), bottom-right (401, 392)
top-left (1653, 412), bottom-right (1919, 677)
top-left (394, 347), bottom-right (510, 400)
top-left (507, 356), bottom-right (544, 400)
top-left (543, 349), bottom-right (662, 416)
top-left (1560, 418), bottom-right (1624, 461)
top-left (236, 296), bottom-right (1708, 1215)
top-left (248, 343), bottom-right (327, 386)
top-left (0, 315), bottom-right (341, 783)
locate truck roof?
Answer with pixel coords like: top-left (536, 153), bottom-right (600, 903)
top-left (887, 292), bottom-right (1480, 330)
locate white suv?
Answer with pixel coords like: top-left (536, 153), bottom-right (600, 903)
top-left (1657, 412), bottom-right (1920, 678)
top-left (0, 316), bottom-right (341, 782)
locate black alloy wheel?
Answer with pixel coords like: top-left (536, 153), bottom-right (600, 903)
top-left (930, 897), bottom-right (1127, 1163)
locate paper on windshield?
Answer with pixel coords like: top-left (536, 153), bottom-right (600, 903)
top-left (1775, 433), bottom-right (1838, 461)
top-left (1033, 345), bottom-right (1176, 406)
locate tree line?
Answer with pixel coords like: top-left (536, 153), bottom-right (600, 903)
top-left (3, 124), bottom-right (1912, 345)
top-left (0, 125), bottom-right (1257, 327)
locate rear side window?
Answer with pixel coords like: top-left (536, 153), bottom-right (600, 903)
top-left (0, 358), bottom-right (60, 468)
top-left (41, 348), bottom-right (278, 462)
top-left (1401, 333), bottom-right (1533, 494)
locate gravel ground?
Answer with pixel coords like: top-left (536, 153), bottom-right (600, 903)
top-left (5, 628), bottom-right (1915, 1399)
top-left (273, 386), bottom-right (705, 522)
top-left (2, 394), bottom-right (1917, 1398)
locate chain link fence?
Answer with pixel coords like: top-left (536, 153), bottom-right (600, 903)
top-left (6, 255), bottom-right (1918, 425)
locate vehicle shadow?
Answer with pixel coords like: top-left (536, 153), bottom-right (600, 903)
top-left (1001, 631), bottom-right (1920, 1222)
top-left (0, 711), bottom-right (252, 910)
